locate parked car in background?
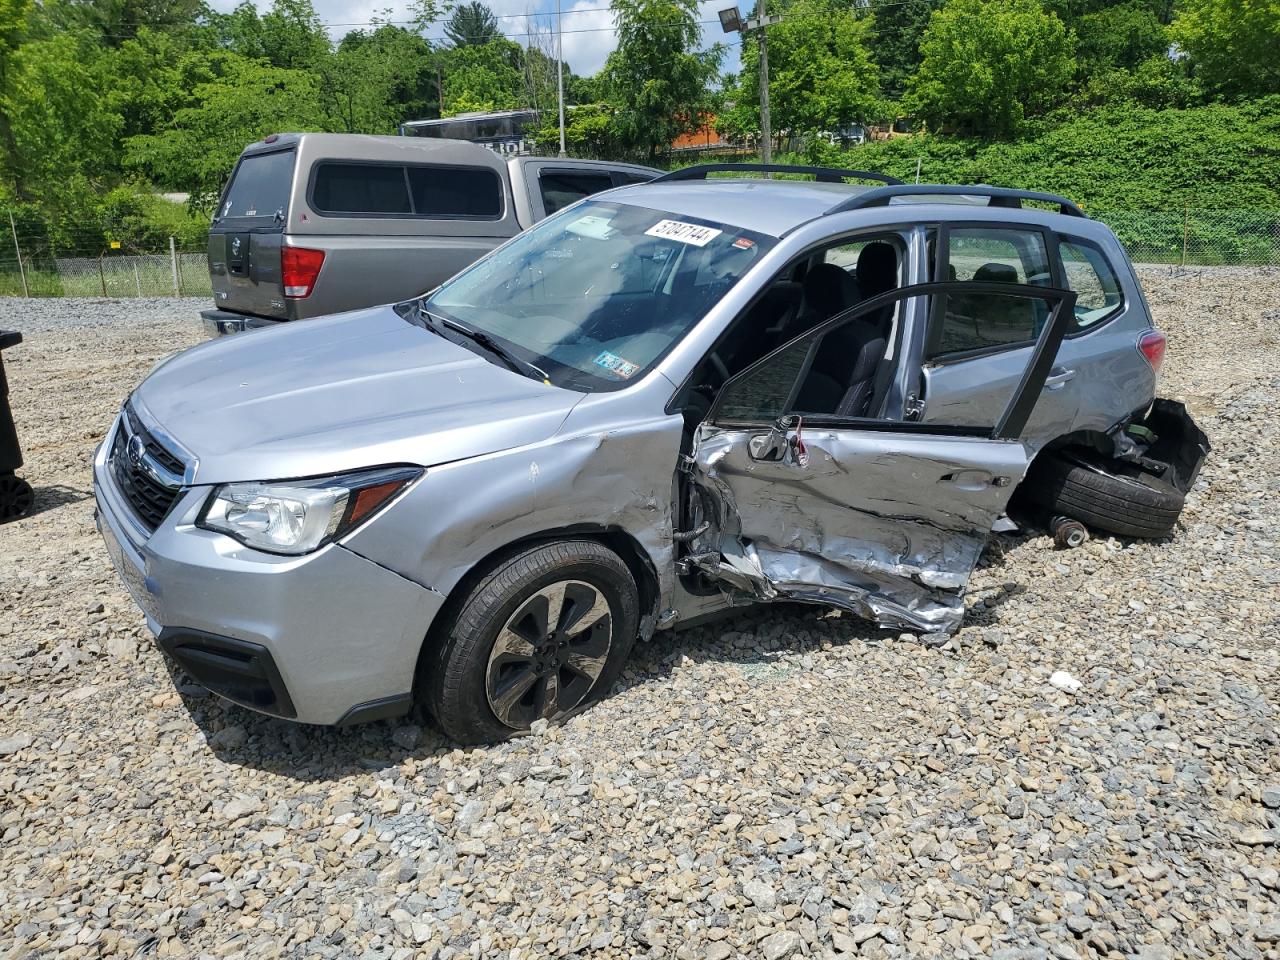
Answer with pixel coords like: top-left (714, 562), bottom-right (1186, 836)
top-left (99, 165), bottom-right (1207, 743)
top-left (201, 133), bottom-right (658, 335)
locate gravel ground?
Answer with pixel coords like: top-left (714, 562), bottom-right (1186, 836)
top-left (1, 271), bottom-right (1278, 960)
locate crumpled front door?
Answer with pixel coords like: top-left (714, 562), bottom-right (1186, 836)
top-left (687, 420), bottom-right (1028, 632)
top-left (685, 279), bottom-right (1075, 634)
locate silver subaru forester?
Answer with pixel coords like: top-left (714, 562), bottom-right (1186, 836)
top-left (94, 166), bottom-right (1197, 743)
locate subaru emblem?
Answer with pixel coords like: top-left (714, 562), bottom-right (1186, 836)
top-left (127, 434), bottom-right (146, 467)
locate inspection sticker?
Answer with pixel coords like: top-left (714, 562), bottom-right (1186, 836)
top-left (593, 351), bottom-right (641, 379)
top-left (644, 219), bottom-right (722, 247)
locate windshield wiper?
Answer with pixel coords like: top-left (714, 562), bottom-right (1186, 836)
top-left (419, 306), bottom-right (550, 384)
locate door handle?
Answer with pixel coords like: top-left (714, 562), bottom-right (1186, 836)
top-left (1044, 368), bottom-right (1076, 389)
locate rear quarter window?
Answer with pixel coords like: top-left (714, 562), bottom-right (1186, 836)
top-left (1059, 236), bottom-right (1124, 331)
top-left (407, 166), bottom-right (503, 218)
top-left (219, 149), bottom-right (295, 220)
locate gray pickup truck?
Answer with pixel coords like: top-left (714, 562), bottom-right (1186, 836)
top-left (201, 133), bottom-right (658, 335)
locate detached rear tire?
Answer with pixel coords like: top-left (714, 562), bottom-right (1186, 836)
top-left (1024, 451), bottom-right (1185, 538)
top-left (423, 540), bottom-right (640, 745)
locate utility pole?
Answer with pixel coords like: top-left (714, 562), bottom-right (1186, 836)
top-left (557, 0), bottom-right (567, 156)
top-left (719, 5), bottom-right (778, 165)
top-left (757, 0), bottom-right (771, 165)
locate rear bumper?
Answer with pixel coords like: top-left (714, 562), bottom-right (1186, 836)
top-left (201, 308), bottom-right (286, 338)
top-left (92, 420), bottom-right (445, 725)
top-left (1139, 398), bottom-right (1211, 493)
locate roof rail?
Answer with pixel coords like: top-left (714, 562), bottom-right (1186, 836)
top-left (826, 183), bottom-right (1086, 217)
top-left (650, 163), bottom-right (904, 186)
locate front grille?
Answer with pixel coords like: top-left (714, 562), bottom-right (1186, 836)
top-left (124, 404), bottom-right (185, 476)
top-left (109, 405), bottom-right (186, 532)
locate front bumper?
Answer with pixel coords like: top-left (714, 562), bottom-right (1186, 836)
top-left (200, 308), bottom-right (286, 338)
top-left (92, 421), bottom-right (445, 725)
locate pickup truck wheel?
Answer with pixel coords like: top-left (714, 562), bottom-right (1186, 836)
top-left (1024, 451), bottom-right (1185, 539)
top-left (423, 540), bottom-right (639, 745)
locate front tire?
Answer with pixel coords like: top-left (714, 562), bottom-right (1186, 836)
top-left (423, 540), bottom-right (640, 744)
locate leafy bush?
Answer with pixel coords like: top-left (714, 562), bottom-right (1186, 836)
top-left (841, 97), bottom-right (1280, 210)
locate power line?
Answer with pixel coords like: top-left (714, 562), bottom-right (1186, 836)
top-left (88, 0), bottom-right (939, 43)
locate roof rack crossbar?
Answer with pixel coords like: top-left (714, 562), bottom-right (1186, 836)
top-left (825, 184), bottom-right (1086, 218)
top-left (651, 163), bottom-right (904, 186)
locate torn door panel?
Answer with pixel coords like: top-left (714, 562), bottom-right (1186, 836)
top-left (687, 423), bottom-right (1030, 633)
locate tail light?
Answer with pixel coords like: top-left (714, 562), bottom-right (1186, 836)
top-left (281, 246), bottom-right (325, 298)
top-left (1138, 330), bottom-right (1166, 373)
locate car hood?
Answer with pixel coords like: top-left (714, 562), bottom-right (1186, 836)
top-left (133, 305), bottom-right (583, 485)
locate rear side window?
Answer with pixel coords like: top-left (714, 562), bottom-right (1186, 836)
top-left (312, 163), bottom-right (411, 214)
top-left (539, 170), bottom-right (616, 214)
top-left (220, 150), bottom-right (294, 220)
top-left (929, 227), bottom-right (1051, 359)
top-left (407, 166), bottom-right (503, 218)
top-left (308, 162), bottom-right (504, 219)
top-left (1059, 236), bottom-right (1123, 330)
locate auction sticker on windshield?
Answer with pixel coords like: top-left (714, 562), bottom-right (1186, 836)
top-left (645, 219), bottom-right (723, 247)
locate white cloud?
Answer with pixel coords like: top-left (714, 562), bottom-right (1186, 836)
top-left (556, 1), bottom-right (617, 75)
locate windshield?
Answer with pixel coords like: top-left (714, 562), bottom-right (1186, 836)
top-left (423, 200), bottom-right (777, 391)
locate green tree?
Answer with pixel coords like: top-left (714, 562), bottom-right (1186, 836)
top-left (126, 56), bottom-right (325, 207)
top-left (603, 0), bottom-right (721, 161)
top-left (532, 103), bottom-right (619, 157)
top-left (720, 0), bottom-right (882, 141)
top-left (323, 25), bottom-right (438, 130)
top-left (1075, 0), bottom-right (1168, 74)
top-left (907, 0), bottom-right (1075, 136)
top-left (0, 31), bottom-right (121, 208)
top-left (438, 38), bottom-right (526, 114)
top-left (869, 0), bottom-right (934, 100)
top-left (212, 0), bottom-right (330, 70)
top-left (34, 0), bottom-right (211, 46)
top-left (1172, 0), bottom-right (1280, 99)
top-left (444, 1), bottom-right (502, 47)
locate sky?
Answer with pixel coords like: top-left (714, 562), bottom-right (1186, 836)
top-left (207, 0), bottom-right (743, 79)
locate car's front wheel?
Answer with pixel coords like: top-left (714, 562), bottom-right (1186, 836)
top-left (423, 540), bottom-right (640, 744)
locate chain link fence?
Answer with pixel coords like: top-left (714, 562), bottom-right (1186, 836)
top-left (1, 208), bottom-right (1277, 299)
top-left (0, 245), bottom-right (211, 299)
top-left (1094, 209), bottom-right (1280, 267)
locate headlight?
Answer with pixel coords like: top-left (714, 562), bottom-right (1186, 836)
top-left (197, 466), bottom-right (422, 555)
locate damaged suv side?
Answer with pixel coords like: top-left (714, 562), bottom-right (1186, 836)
top-left (94, 165), bottom-right (1208, 743)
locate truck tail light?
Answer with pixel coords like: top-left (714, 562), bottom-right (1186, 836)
top-left (282, 247), bottom-right (325, 298)
top-left (1138, 330), bottom-right (1166, 373)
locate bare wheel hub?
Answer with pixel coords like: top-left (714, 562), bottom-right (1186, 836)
top-left (485, 579), bottom-right (614, 729)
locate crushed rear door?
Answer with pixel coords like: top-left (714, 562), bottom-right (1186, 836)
top-left (207, 147), bottom-right (295, 320)
top-left (684, 281), bottom-right (1076, 634)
